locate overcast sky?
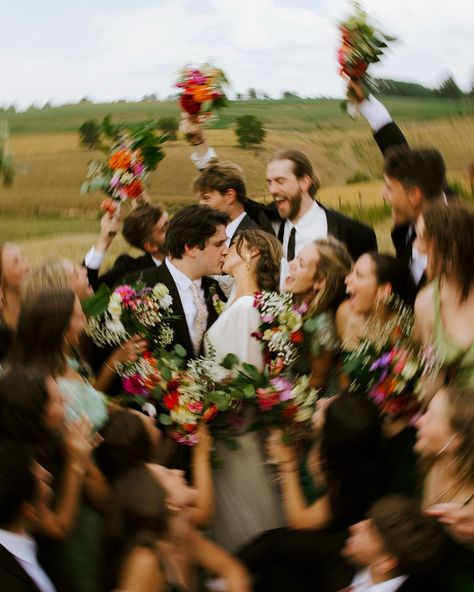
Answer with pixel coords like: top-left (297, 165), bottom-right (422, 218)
top-left (1, 0), bottom-right (472, 109)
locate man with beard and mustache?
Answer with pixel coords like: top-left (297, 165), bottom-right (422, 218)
top-left (183, 116), bottom-right (377, 268)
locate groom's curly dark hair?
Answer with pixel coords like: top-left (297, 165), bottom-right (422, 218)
top-left (165, 205), bottom-right (229, 258)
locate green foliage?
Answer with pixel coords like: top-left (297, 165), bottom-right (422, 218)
top-left (437, 76), bottom-right (463, 99)
top-left (157, 116), bottom-right (179, 141)
top-left (235, 115), bottom-right (266, 148)
top-left (6, 97), bottom-right (474, 135)
top-left (78, 120), bottom-right (100, 149)
top-left (345, 171), bottom-right (370, 184)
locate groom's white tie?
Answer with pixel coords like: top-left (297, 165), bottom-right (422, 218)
top-left (190, 282), bottom-right (208, 355)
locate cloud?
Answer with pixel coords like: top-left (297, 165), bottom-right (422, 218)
top-left (0, 0), bottom-right (472, 109)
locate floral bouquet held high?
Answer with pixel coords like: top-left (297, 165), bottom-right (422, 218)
top-left (338, 2), bottom-right (396, 116)
top-left (176, 63), bottom-right (229, 125)
top-left (81, 115), bottom-right (166, 215)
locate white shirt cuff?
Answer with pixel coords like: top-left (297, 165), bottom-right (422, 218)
top-left (359, 94), bottom-right (393, 132)
top-left (190, 146), bottom-right (217, 170)
top-left (84, 246), bottom-right (105, 270)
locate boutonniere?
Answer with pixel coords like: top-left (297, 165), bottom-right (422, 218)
top-left (211, 292), bottom-right (226, 315)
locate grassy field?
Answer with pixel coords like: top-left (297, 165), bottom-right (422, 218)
top-left (5, 96), bottom-right (474, 134)
top-left (1, 96), bottom-right (473, 266)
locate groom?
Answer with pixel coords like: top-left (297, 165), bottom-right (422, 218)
top-left (128, 204), bottom-right (229, 360)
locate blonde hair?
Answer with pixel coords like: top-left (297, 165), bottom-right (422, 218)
top-left (235, 230), bottom-right (283, 291)
top-left (22, 257), bottom-right (70, 301)
top-left (306, 237), bottom-right (353, 318)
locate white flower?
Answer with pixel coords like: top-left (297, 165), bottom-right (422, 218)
top-left (105, 317), bottom-right (127, 337)
top-left (107, 293), bottom-right (122, 318)
top-left (153, 283), bottom-right (169, 300)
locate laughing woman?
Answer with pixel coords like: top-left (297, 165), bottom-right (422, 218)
top-left (284, 237), bottom-right (352, 395)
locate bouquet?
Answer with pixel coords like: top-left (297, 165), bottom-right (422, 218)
top-left (338, 2), bottom-right (396, 114)
top-left (252, 291), bottom-right (307, 375)
top-left (343, 300), bottom-right (424, 419)
top-left (176, 63), bottom-right (229, 123)
top-left (151, 354), bottom-right (234, 446)
top-left (83, 282), bottom-right (174, 374)
top-left (81, 115), bottom-right (166, 213)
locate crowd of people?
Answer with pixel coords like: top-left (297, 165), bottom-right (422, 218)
top-left (0, 87), bottom-right (473, 592)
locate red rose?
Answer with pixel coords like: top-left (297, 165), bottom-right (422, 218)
top-left (290, 330), bottom-right (304, 344)
top-left (126, 180), bottom-right (143, 199)
top-left (163, 391), bottom-right (179, 410)
top-left (180, 93), bottom-right (201, 115)
top-left (256, 388), bottom-right (280, 411)
top-left (167, 380), bottom-right (180, 392)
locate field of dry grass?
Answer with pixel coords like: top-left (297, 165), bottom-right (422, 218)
top-left (1, 112), bottom-right (473, 267)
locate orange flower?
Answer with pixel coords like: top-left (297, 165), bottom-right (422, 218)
top-left (108, 149), bottom-right (132, 170)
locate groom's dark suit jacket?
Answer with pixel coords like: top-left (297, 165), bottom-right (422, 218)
top-left (0, 544), bottom-right (42, 592)
top-left (242, 197), bottom-right (378, 263)
top-left (229, 212), bottom-right (259, 245)
top-left (124, 260), bottom-right (226, 361)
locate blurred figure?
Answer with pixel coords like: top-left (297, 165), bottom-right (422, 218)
top-left (0, 242), bottom-right (29, 364)
top-left (284, 237), bottom-right (352, 393)
top-left (414, 201), bottom-right (474, 390)
top-left (341, 496), bottom-right (449, 591)
top-left (106, 462), bottom-right (250, 592)
top-left (84, 203), bottom-right (169, 291)
top-left (0, 444), bottom-right (57, 592)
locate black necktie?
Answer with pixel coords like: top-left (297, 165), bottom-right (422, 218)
top-left (287, 227), bottom-right (296, 261)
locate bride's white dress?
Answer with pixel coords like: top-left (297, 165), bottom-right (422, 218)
top-left (205, 295), bottom-right (283, 552)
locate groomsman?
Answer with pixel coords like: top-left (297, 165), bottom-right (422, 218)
top-left (193, 161), bottom-right (259, 246)
top-left (127, 205), bottom-right (229, 360)
top-left (84, 203), bottom-right (169, 291)
top-left (351, 82), bottom-right (447, 302)
top-left (185, 116), bottom-right (377, 266)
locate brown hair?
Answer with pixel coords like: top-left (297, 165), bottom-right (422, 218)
top-left (307, 237), bottom-right (352, 317)
top-left (193, 161), bottom-right (247, 203)
top-left (122, 203), bottom-right (164, 251)
top-left (269, 149), bottom-right (320, 197)
top-left (423, 200), bottom-right (474, 301)
top-left (445, 387), bottom-right (474, 486)
top-left (384, 146), bottom-right (446, 200)
top-left (12, 287), bottom-right (76, 376)
top-left (235, 229), bottom-right (282, 291)
top-left (369, 496), bottom-right (448, 575)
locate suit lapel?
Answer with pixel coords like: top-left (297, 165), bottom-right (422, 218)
top-left (161, 263), bottom-right (194, 359)
top-left (0, 544), bottom-right (42, 591)
top-left (322, 205), bottom-right (340, 239)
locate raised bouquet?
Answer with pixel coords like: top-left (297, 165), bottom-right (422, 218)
top-left (338, 2), bottom-right (396, 113)
top-left (176, 63), bottom-right (229, 123)
top-left (343, 300), bottom-right (423, 418)
top-left (81, 115), bottom-right (166, 213)
top-left (252, 291), bottom-right (307, 375)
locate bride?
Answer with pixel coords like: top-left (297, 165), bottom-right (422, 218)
top-left (205, 229), bottom-right (284, 552)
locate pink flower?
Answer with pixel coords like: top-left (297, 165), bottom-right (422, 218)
top-left (270, 377), bottom-right (294, 401)
top-left (261, 313), bottom-right (275, 323)
top-left (187, 401), bottom-right (203, 414)
top-left (122, 374), bottom-right (148, 396)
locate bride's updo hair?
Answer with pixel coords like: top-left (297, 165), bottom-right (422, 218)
top-left (235, 229), bottom-right (282, 291)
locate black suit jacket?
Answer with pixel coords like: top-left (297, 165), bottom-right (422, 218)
top-left (86, 252), bottom-right (156, 292)
top-left (0, 543), bottom-right (42, 592)
top-left (243, 197), bottom-right (377, 263)
top-left (124, 261), bottom-right (225, 361)
top-left (229, 213), bottom-right (259, 244)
